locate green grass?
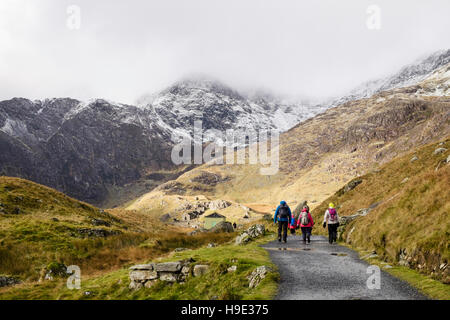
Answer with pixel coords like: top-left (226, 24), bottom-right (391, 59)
top-left (357, 250), bottom-right (450, 300)
top-left (0, 234), bottom-right (278, 300)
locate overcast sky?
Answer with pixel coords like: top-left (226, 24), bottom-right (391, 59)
top-left (0, 0), bottom-right (449, 104)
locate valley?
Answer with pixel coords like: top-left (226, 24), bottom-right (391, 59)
top-left (0, 50), bottom-right (449, 300)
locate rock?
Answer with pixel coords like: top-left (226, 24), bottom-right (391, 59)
top-left (130, 270), bottom-right (158, 282)
top-left (174, 247), bottom-right (188, 252)
top-left (433, 147), bottom-right (447, 155)
top-left (75, 228), bottom-right (121, 238)
top-left (208, 199), bottom-right (231, 210)
top-left (235, 232), bottom-right (251, 245)
top-left (0, 276), bottom-right (21, 288)
top-left (155, 262), bottom-right (182, 272)
top-left (247, 224), bottom-right (265, 238)
top-left (129, 264), bottom-right (155, 271)
top-left (410, 155), bottom-right (418, 162)
top-left (227, 265), bottom-right (237, 273)
top-left (193, 264), bottom-right (210, 277)
top-left (159, 272), bottom-right (179, 282)
top-left (181, 266), bottom-right (191, 275)
top-left (52, 217), bottom-right (59, 222)
top-left (159, 213), bottom-right (171, 222)
top-left (248, 266), bottom-right (272, 288)
top-left (383, 265), bottom-right (393, 269)
top-left (91, 218), bottom-right (111, 227)
top-left (337, 179), bottom-right (362, 196)
top-left (207, 243), bottom-right (216, 248)
top-left (129, 280), bottom-right (143, 290)
top-left (209, 221), bottom-right (234, 233)
top-left (439, 263), bottom-right (447, 270)
top-left (262, 214), bottom-right (272, 221)
top-left (446, 155), bottom-right (450, 163)
top-left (400, 177), bottom-right (409, 184)
top-left (235, 224), bottom-right (265, 245)
top-left (43, 262), bottom-right (67, 281)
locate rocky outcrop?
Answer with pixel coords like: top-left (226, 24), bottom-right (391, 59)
top-left (235, 224), bottom-right (265, 245)
top-left (247, 266), bottom-right (272, 288)
top-left (0, 275), bottom-right (21, 288)
top-left (74, 228), bottom-right (121, 238)
top-left (129, 259), bottom-right (195, 289)
top-left (209, 221), bottom-right (234, 233)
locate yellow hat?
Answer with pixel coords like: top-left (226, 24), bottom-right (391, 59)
top-left (329, 202), bottom-right (335, 208)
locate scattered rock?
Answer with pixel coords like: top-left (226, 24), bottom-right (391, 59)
top-left (207, 243), bottom-right (216, 248)
top-left (159, 213), bottom-right (171, 222)
top-left (0, 276), bottom-right (21, 288)
top-left (433, 147), bottom-right (447, 155)
top-left (410, 155), bottom-right (418, 162)
top-left (75, 228), bottom-right (121, 238)
top-left (193, 264), bottom-right (210, 277)
top-left (155, 262), bottom-right (182, 272)
top-left (91, 218), bottom-right (111, 227)
top-left (235, 224), bottom-right (265, 245)
top-left (400, 177), bottom-right (409, 184)
top-left (248, 266), bottom-right (272, 288)
top-left (128, 259), bottom-right (194, 289)
top-left (174, 247), bottom-right (188, 252)
top-left (52, 217), bottom-right (59, 222)
top-left (337, 179), bottom-right (362, 196)
top-left (209, 221), bottom-right (234, 233)
top-left (446, 155), bottom-right (450, 163)
top-left (227, 266), bottom-right (237, 273)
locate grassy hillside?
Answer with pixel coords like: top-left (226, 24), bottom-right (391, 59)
top-left (311, 138), bottom-right (450, 284)
top-left (0, 177), bottom-right (233, 282)
top-left (0, 233), bottom-right (278, 300)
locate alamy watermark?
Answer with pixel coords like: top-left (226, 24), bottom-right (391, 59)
top-left (366, 4), bottom-right (381, 30)
top-left (366, 265), bottom-right (381, 290)
top-left (171, 121), bottom-right (279, 175)
top-left (66, 265), bottom-right (81, 290)
top-left (66, 5), bottom-right (81, 30)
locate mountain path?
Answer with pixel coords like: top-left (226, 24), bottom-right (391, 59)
top-left (262, 235), bottom-right (427, 300)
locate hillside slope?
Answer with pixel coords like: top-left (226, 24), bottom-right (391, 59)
top-left (0, 177), bottom-right (217, 281)
top-left (311, 138), bottom-right (449, 283)
top-left (128, 63), bottom-right (450, 214)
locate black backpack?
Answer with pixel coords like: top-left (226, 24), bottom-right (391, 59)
top-left (278, 205), bottom-right (289, 219)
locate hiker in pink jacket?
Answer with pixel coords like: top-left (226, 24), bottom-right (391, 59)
top-left (296, 206), bottom-right (314, 244)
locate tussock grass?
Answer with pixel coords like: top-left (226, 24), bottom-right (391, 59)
top-left (312, 138), bottom-right (450, 287)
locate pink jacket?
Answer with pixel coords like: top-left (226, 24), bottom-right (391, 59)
top-left (297, 211), bottom-right (314, 228)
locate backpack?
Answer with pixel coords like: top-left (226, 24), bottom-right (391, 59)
top-left (300, 211), bottom-right (309, 225)
top-left (329, 208), bottom-right (337, 221)
top-left (278, 205), bottom-right (289, 219)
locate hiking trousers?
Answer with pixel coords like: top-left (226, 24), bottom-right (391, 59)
top-left (328, 223), bottom-right (339, 243)
top-left (278, 220), bottom-right (288, 242)
top-left (301, 227), bottom-right (312, 242)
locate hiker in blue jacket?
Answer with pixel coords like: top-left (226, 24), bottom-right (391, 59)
top-left (274, 200), bottom-right (293, 243)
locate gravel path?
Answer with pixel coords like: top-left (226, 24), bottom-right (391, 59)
top-left (262, 235), bottom-right (427, 300)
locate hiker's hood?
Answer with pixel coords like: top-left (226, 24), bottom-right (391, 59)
top-left (301, 208), bottom-right (308, 212)
top-left (280, 200), bottom-right (287, 205)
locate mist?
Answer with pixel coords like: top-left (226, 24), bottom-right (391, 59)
top-left (1, 0), bottom-right (449, 104)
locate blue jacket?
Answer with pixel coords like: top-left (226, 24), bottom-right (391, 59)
top-left (274, 204), bottom-right (293, 224)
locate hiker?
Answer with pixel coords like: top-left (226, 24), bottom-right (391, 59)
top-left (323, 202), bottom-right (339, 244)
top-left (274, 200), bottom-right (293, 243)
top-left (297, 206), bottom-right (314, 244)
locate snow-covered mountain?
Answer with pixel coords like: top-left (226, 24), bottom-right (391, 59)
top-left (329, 49), bottom-right (450, 107)
top-left (0, 50), bottom-right (448, 205)
top-left (137, 77), bottom-right (324, 144)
